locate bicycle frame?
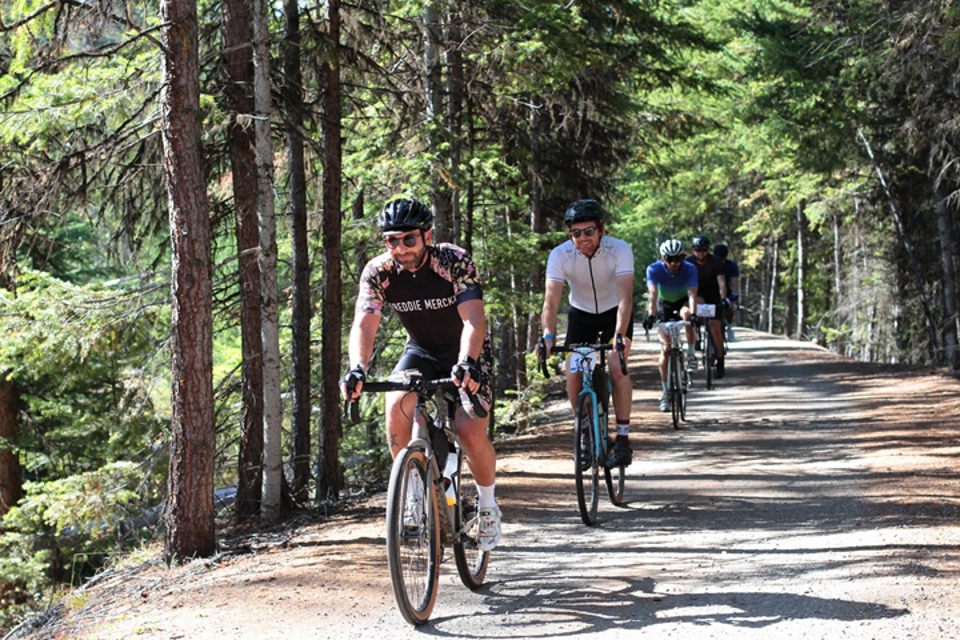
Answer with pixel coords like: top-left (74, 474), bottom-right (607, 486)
top-left (567, 346), bottom-right (611, 466)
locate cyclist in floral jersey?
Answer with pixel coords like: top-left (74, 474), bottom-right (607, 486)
top-left (341, 197), bottom-right (501, 551)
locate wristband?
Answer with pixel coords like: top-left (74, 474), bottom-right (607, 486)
top-left (543, 333), bottom-right (554, 341)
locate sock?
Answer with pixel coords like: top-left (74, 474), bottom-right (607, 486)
top-left (616, 422), bottom-right (629, 439)
top-left (662, 381), bottom-right (669, 392)
top-left (476, 482), bottom-right (497, 509)
top-left (687, 344), bottom-right (695, 357)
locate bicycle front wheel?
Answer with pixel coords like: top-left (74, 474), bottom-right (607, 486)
top-left (704, 322), bottom-right (714, 390)
top-left (604, 449), bottom-right (626, 506)
top-left (385, 446), bottom-right (440, 626)
top-left (453, 449), bottom-right (489, 590)
top-left (574, 393), bottom-right (600, 525)
top-left (670, 351), bottom-right (682, 430)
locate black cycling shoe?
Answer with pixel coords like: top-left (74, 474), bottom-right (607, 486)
top-left (607, 440), bottom-right (633, 468)
top-left (716, 358), bottom-right (725, 379)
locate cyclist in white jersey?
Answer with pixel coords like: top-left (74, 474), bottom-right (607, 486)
top-left (540, 200), bottom-right (635, 467)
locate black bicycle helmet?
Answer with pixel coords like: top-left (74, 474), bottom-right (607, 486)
top-left (714, 243), bottom-right (729, 259)
top-left (563, 199), bottom-right (605, 226)
top-left (692, 234), bottom-right (710, 250)
top-left (659, 239), bottom-right (684, 257)
top-left (377, 198), bottom-right (433, 232)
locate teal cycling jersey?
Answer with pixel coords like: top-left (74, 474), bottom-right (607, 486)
top-left (646, 260), bottom-right (698, 303)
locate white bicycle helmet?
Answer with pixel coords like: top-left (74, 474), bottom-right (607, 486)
top-left (659, 239), bottom-right (684, 257)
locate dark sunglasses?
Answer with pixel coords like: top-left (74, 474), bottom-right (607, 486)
top-left (385, 232), bottom-right (420, 249)
top-left (665, 255), bottom-right (685, 264)
top-left (569, 226), bottom-right (598, 239)
top-left (693, 247), bottom-right (708, 253)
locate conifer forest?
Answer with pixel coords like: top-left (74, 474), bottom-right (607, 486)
top-left (0, 0), bottom-right (958, 626)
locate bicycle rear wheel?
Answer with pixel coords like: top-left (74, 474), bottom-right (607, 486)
top-left (453, 448), bottom-right (489, 590)
top-left (574, 393), bottom-right (600, 525)
top-left (385, 446), bottom-right (440, 626)
top-left (669, 351), bottom-right (682, 430)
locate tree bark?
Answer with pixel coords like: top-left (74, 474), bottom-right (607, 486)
top-left (317, 0), bottom-right (345, 502)
top-left (284, 0), bottom-right (312, 505)
top-left (253, 0), bottom-right (283, 525)
top-left (0, 374), bottom-right (21, 515)
top-left (796, 199), bottom-right (806, 340)
top-left (858, 130), bottom-right (939, 361)
top-left (445, 15), bottom-right (464, 244)
top-left (160, 0), bottom-right (216, 561)
top-left (222, 0), bottom-right (263, 524)
top-left (423, 5), bottom-right (452, 242)
top-left (935, 184), bottom-right (959, 374)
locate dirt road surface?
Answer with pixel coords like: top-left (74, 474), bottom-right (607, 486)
top-left (25, 328), bottom-right (960, 640)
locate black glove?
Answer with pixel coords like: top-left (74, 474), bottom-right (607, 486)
top-left (722, 298), bottom-right (731, 310)
top-left (642, 315), bottom-right (656, 331)
top-left (730, 293), bottom-right (739, 303)
top-left (452, 356), bottom-right (482, 386)
top-left (340, 365), bottom-right (365, 396)
top-left (690, 315), bottom-right (701, 328)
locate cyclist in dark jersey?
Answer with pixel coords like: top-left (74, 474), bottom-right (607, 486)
top-left (340, 198), bottom-right (501, 551)
top-left (715, 242), bottom-right (740, 343)
top-left (687, 234), bottom-right (727, 378)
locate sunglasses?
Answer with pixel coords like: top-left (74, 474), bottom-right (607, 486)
top-left (665, 255), bottom-right (685, 264)
top-left (569, 226), bottom-right (599, 239)
top-left (385, 232), bottom-right (420, 249)
top-left (693, 247), bottom-right (708, 253)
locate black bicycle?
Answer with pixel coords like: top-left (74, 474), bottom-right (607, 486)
top-left (657, 320), bottom-right (692, 429)
top-left (538, 336), bottom-right (628, 525)
top-left (345, 371), bottom-right (488, 626)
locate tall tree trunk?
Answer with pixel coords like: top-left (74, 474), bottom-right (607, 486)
top-left (423, 6), bottom-right (452, 241)
top-left (445, 16), bottom-right (464, 245)
top-left (935, 184), bottom-right (959, 374)
top-left (317, 0), bottom-right (345, 502)
top-left (527, 101), bottom-right (543, 352)
top-left (0, 374), bottom-right (21, 514)
top-left (222, 0), bottom-right (263, 524)
top-left (253, 0), bottom-right (283, 525)
top-left (767, 236), bottom-right (778, 334)
top-left (160, 0), bottom-right (216, 561)
top-left (833, 210), bottom-right (843, 354)
top-left (796, 200), bottom-right (806, 340)
top-left (859, 130), bottom-right (939, 361)
top-left (284, 0), bottom-right (311, 505)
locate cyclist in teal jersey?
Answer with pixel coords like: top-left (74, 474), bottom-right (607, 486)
top-left (643, 239), bottom-right (699, 412)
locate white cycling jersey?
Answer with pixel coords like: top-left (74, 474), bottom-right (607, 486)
top-left (545, 235), bottom-right (634, 315)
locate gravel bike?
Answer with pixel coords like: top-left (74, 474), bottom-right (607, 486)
top-left (538, 335), bottom-right (628, 526)
top-left (698, 304), bottom-right (718, 390)
top-left (657, 320), bottom-right (692, 429)
top-left (344, 371), bottom-right (488, 626)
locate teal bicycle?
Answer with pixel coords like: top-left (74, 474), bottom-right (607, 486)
top-left (539, 336), bottom-right (628, 525)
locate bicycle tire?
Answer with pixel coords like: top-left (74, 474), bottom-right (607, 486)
top-left (453, 447), bottom-right (489, 590)
top-left (574, 393), bottom-right (600, 525)
top-left (670, 350), bottom-right (682, 430)
top-left (604, 459), bottom-right (626, 505)
top-left (385, 446), bottom-right (440, 626)
top-left (704, 322), bottom-right (714, 390)
top-left (680, 364), bottom-right (688, 422)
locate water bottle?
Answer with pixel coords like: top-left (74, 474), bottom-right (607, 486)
top-left (442, 450), bottom-right (458, 506)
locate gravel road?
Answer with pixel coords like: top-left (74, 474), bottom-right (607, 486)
top-left (29, 328), bottom-right (960, 640)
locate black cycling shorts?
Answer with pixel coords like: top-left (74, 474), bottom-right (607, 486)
top-left (392, 340), bottom-right (493, 413)
top-left (565, 306), bottom-right (634, 346)
top-left (657, 298), bottom-right (687, 322)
